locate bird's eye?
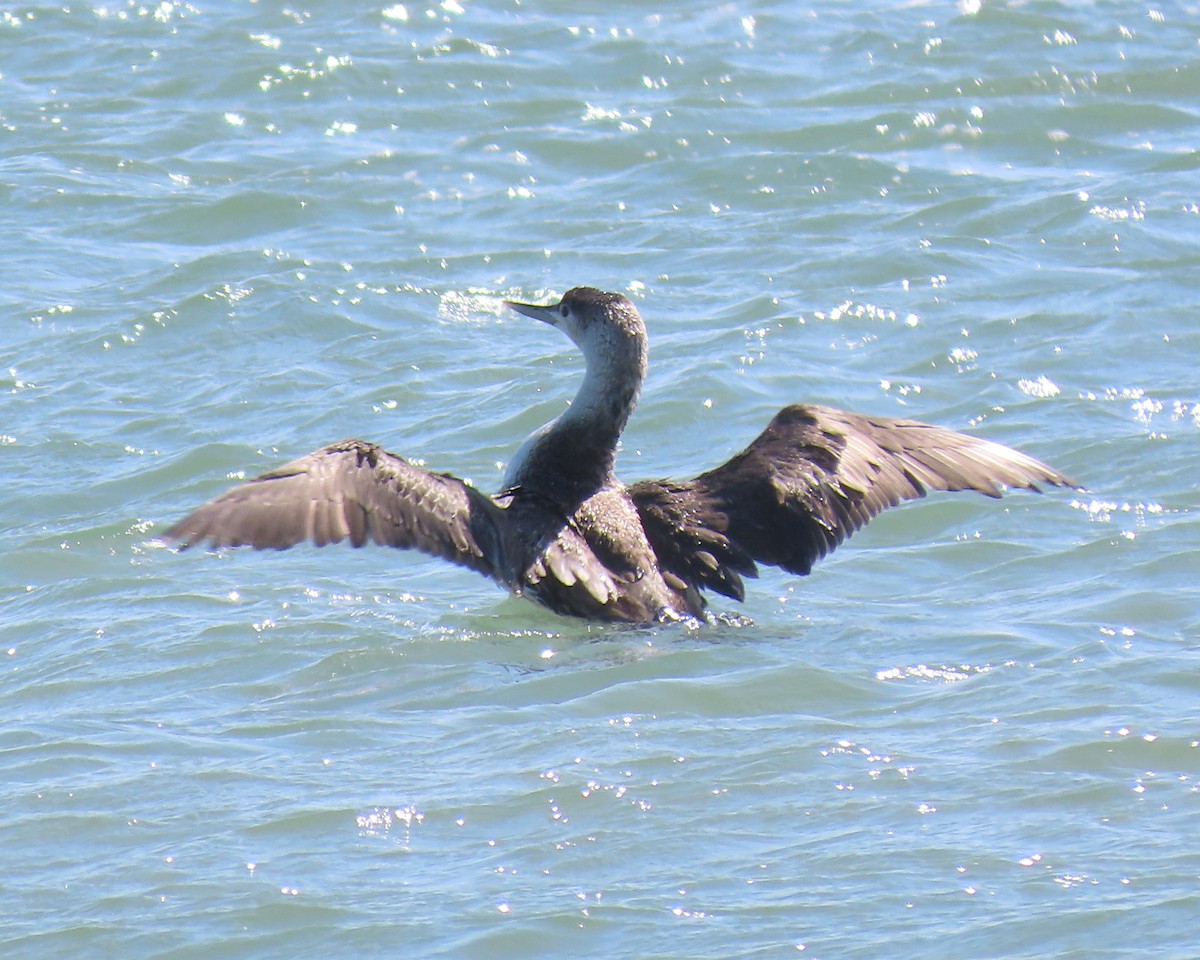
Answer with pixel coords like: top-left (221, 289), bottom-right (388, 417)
top-left (559, 303), bottom-right (569, 318)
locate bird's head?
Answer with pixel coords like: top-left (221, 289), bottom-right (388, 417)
top-left (505, 287), bottom-right (647, 370)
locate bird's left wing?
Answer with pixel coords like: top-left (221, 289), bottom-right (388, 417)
top-left (164, 439), bottom-right (507, 580)
top-left (630, 403), bottom-right (1077, 601)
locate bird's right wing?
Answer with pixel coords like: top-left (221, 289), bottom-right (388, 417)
top-left (163, 439), bottom-right (507, 579)
top-left (630, 403), bottom-right (1076, 601)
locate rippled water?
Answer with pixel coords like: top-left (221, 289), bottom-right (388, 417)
top-left (4, 2), bottom-right (1199, 958)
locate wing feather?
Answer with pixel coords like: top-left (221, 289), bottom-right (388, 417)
top-left (632, 403), bottom-right (1076, 595)
top-left (164, 438), bottom-right (507, 579)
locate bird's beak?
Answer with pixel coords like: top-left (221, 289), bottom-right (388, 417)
top-left (504, 298), bottom-right (560, 326)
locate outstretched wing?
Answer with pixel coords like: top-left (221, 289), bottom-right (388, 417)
top-left (630, 403), bottom-right (1076, 600)
top-left (164, 438), bottom-right (507, 579)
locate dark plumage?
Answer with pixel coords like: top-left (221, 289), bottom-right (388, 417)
top-left (165, 286), bottom-right (1076, 623)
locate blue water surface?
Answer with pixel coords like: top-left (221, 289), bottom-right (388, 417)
top-left (3, 2), bottom-right (1198, 958)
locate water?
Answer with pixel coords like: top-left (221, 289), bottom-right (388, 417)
top-left (3, 1), bottom-right (1199, 957)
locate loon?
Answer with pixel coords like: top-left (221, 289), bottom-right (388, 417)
top-left (165, 286), bottom-right (1075, 623)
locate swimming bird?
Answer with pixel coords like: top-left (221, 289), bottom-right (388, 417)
top-left (165, 286), bottom-right (1075, 623)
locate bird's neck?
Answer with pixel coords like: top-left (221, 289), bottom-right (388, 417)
top-left (559, 348), bottom-right (642, 449)
top-left (505, 341), bottom-right (646, 495)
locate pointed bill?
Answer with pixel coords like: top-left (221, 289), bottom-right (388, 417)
top-left (504, 297), bottom-right (561, 326)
